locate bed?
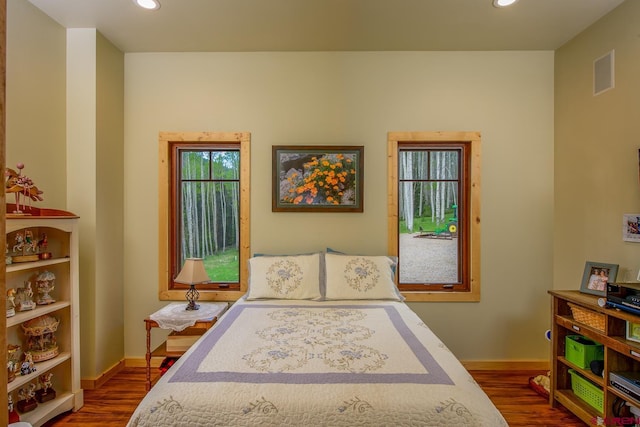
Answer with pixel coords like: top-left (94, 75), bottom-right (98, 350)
top-left (127, 252), bottom-right (507, 426)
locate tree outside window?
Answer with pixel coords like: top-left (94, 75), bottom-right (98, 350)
top-left (388, 132), bottom-right (481, 302)
top-left (159, 132), bottom-right (250, 301)
top-left (179, 149), bottom-right (240, 283)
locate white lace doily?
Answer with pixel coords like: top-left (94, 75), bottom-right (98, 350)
top-left (150, 302), bottom-right (228, 331)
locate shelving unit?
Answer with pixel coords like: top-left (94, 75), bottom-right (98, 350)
top-left (549, 290), bottom-right (640, 424)
top-left (5, 206), bottom-right (82, 426)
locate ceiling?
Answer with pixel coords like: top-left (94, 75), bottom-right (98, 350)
top-left (27, 0), bottom-right (625, 53)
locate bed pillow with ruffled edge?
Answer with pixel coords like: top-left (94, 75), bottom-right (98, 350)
top-left (326, 247), bottom-right (398, 275)
top-left (246, 252), bottom-right (322, 300)
top-left (324, 252), bottom-right (403, 301)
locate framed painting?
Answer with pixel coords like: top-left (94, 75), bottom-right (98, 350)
top-left (272, 145), bottom-right (364, 212)
top-left (579, 261), bottom-right (619, 297)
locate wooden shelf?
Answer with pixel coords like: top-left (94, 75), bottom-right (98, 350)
top-left (554, 389), bottom-right (601, 424)
top-left (151, 341), bottom-right (188, 359)
top-left (7, 352), bottom-right (71, 393)
top-left (6, 257), bottom-right (70, 273)
top-left (549, 290), bottom-right (640, 423)
top-left (19, 391), bottom-right (76, 426)
top-left (7, 301), bottom-right (71, 328)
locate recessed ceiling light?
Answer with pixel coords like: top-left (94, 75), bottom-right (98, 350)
top-left (493, 0), bottom-right (519, 7)
top-left (133, 0), bottom-right (160, 10)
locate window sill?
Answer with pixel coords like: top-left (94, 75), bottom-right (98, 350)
top-left (401, 290), bottom-right (480, 302)
top-left (160, 289), bottom-right (245, 302)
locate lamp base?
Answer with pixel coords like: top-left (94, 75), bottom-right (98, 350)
top-left (185, 301), bottom-right (200, 311)
top-left (185, 284), bottom-right (200, 311)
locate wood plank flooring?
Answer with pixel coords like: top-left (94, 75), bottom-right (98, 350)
top-left (41, 368), bottom-right (586, 426)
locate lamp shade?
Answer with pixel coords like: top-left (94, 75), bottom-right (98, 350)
top-left (174, 258), bottom-right (210, 285)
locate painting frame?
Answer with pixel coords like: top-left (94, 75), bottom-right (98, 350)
top-left (579, 261), bottom-right (619, 297)
top-left (272, 145), bottom-right (364, 212)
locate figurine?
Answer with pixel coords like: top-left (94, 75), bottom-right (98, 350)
top-left (6, 288), bottom-right (16, 318)
top-left (7, 344), bottom-right (20, 383)
top-left (16, 383), bottom-right (37, 413)
top-left (12, 232), bottom-right (24, 253)
top-left (36, 372), bottom-right (55, 403)
top-left (23, 230), bottom-right (37, 253)
top-left (38, 233), bottom-right (51, 259)
top-left (8, 393), bottom-right (19, 423)
top-left (22, 315), bottom-right (59, 362)
top-left (5, 242), bottom-right (11, 265)
top-left (10, 230), bottom-right (40, 262)
top-left (15, 282), bottom-right (35, 311)
top-left (20, 352), bottom-right (36, 376)
top-left (36, 271), bottom-right (56, 305)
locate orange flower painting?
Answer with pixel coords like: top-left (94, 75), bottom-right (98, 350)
top-left (272, 146), bottom-right (364, 212)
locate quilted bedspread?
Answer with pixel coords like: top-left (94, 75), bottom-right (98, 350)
top-left (128, 298), bottom-right (507, 426)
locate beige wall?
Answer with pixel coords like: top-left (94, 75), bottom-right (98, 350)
top-left (8, 0), bottom-right (565, 371)
top-left (67, 28), bottom-right (125, 379)
top-left (555, 1), bottom-right (640, 289)
top-left (6, 0), bottom-right (66, 209)
top-left (95, 31), bottom-right (125, 380)
top-left (124, 51), bottom-right (555, 361)
top-left (67, 26), bottom-right (99, 381)
top-left (7, 1), bottom-right (125, 380)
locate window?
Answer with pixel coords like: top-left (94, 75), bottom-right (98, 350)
top-left (387, 132), bottom-right (480, 302)
top-left (159, 132), bottom-right (250, 301)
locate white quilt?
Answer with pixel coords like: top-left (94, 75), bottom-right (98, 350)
top-left (128, 298), bottom-right (507, 426)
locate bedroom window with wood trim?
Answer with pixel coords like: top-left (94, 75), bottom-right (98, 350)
top-left (387, 132), bottom-right (480, 302)
top-left (159, 132), bottom-right (250, 302)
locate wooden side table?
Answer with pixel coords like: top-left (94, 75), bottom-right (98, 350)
top-left (144, 302), bottom-right (228, 391)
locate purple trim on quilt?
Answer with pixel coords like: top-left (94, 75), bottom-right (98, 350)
top-left (169, 303), bottom-right (454, 385)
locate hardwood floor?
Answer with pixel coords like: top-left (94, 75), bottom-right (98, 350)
top-left (471, 370), bottom-right (585, 426)
top-left (43, 368), bottom-right (148, 427)
top-left (41, 368), bottom-right (586, 426)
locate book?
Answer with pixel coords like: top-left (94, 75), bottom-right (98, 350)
top-left (166, 330), bottom-right (203, 353)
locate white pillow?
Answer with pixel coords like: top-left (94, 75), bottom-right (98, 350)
top-left (324, 253), bottom-right (403, 300)
top-left (246, 253), bottom-right (322, 300)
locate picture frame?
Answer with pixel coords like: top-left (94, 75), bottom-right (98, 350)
top-left (579, 261), bottom-right (619, 297)
top-left (623, 213), bottom-right (640, 242)
top-left (627, 320), bottom-right (640, 343)
top-left (272, 145), bottom-right (364, 212)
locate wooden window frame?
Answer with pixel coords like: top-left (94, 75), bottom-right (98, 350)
top-left (158, 131), bottom-right (250, 302)
top-left (387, 131), bottom-right (481, 302)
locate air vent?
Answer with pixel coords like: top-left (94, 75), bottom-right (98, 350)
top-left (594, 50), bottom-right (615, 96)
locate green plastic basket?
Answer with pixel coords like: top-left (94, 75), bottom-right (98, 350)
top-left (568, 369), bottom-right (603, 412)
top-left (565, 335), bottom-right (604, 369)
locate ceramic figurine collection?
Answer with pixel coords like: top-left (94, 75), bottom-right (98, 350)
top-left (4, 166), bottom-right (68, 423)
top-left (6, 342), bottom-right (57, 419)
top-left (6, 228), bottom-right (52, 266)
top-left (6, 270), bottom-right (57, 318)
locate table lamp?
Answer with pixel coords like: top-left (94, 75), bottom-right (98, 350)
top-left (174, 258), bottom-right (210, 310)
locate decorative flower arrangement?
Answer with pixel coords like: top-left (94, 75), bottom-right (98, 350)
top-left (282, 154), bottom-right (357, 205)
top-left (5, 163), bottom-right (44, 214)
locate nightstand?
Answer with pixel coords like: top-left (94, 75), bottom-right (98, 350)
top-left (144, 302), bottom-right (228, 390)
